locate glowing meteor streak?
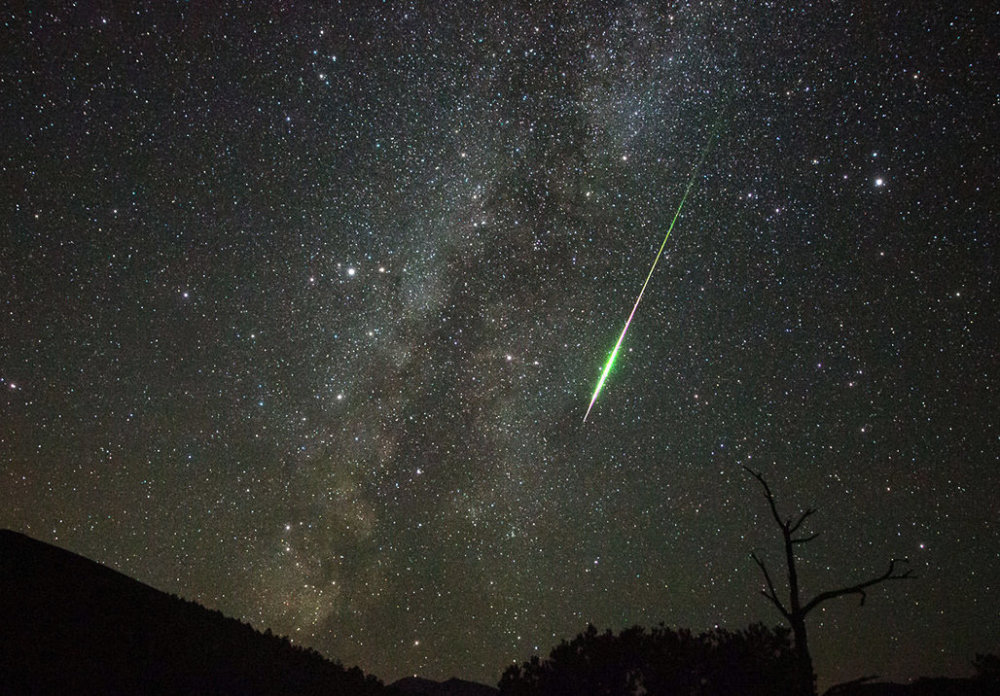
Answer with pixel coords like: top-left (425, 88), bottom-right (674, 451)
top-left (583, 123), bottom-right (721, 423)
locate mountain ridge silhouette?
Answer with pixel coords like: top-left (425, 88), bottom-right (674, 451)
top-left (0, 528), bottom-right (388, 695)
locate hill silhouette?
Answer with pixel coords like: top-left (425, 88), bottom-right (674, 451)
top-left (3, 529), bottom-right (993, 696)
top-left (392, 676), bottom-right (499, 696)
top-left (0, 529), bottom-right (389, 695)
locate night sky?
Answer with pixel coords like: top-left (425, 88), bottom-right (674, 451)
top-left (2, 1), bottom-right (997, 690)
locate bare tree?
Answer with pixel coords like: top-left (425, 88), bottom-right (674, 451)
top-left (743, 466), bottom-right (915, 696)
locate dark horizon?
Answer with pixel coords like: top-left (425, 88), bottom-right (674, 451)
top-left (2, 2), bottom-right (996, 691)
top-left (1, 527), bottom-right (994, 696)
top-left (0, 528), bottom-right (389, 695)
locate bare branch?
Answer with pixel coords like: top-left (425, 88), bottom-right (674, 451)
top-left (743, 466), bottom-right (915, 696)
top-left (743, 466), bottom-right (785, 529)
top-left (802, 559), bottom-right (915, 615)
top-left (750, 552), bottom-right (790, 619)
top-left (791, 533), bottom-right (820, 545)
top-left (789, 508), bottom-right (817, 535)
top-left (744, 467), bottom-right (820, 544)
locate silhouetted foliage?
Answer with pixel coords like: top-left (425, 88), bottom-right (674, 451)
top-left (498, 622), bottom-right (799, 696)
top-left (971, 653), bottom-right (999, 685)
top-left (0, 529), bottom-right (389, 696)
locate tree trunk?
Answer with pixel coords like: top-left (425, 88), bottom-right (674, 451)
top-left (790, 615), bottom-right (817, 696)
top-left (743, 468), bottom-right (912, 696)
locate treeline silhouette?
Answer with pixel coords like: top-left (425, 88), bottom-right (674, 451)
top-left (498, 622), bottom-right (800, 696)
top-left (497, 623), bottom-right (999, 696)
top-left (3, 529), bottom-right (996, 696)
top-left (0, 529), bottom-right (388, 695)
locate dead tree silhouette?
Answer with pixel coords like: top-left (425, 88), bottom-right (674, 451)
top-left (743, 466), bottom-right (915, 696)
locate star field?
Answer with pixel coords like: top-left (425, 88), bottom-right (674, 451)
top-left (2, 2), bottom-right (997, 690)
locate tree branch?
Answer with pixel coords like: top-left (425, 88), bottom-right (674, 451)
top-left (791, 532), bottom-right (820, 545)
top-left (751, 552), bottom-right (790, 619)
top-left (743, 466), bottom-right (785, 529)
top-left (789, 508), bottom-right (817, 535)
top-left (826, 675), bottom-right (880, 695)
top-left (802, 559), bottom-right (915, 614)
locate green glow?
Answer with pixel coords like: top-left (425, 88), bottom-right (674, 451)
top-left (585, 325), bottom-right (627, 421)
top-left (583, 115), bottom-right (723, 423)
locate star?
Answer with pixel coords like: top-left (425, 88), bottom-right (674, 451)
top-left (1, 2), bottom-right (994, 692)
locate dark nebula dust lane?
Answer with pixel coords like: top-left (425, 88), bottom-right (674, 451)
top-left (2, 2), bottom-right (997, 690)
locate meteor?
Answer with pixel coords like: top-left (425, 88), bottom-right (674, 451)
top-left (583, 120), bottom-right (722, 423)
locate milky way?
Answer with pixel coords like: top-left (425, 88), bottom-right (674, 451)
top-left (2, 2), bottom-right (997, 690)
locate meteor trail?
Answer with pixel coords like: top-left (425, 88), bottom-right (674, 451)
top-left (583, 121), bottom-right (722, 423)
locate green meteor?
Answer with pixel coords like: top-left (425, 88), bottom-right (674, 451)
top-left (583, 122), bottom-right (722, 423)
